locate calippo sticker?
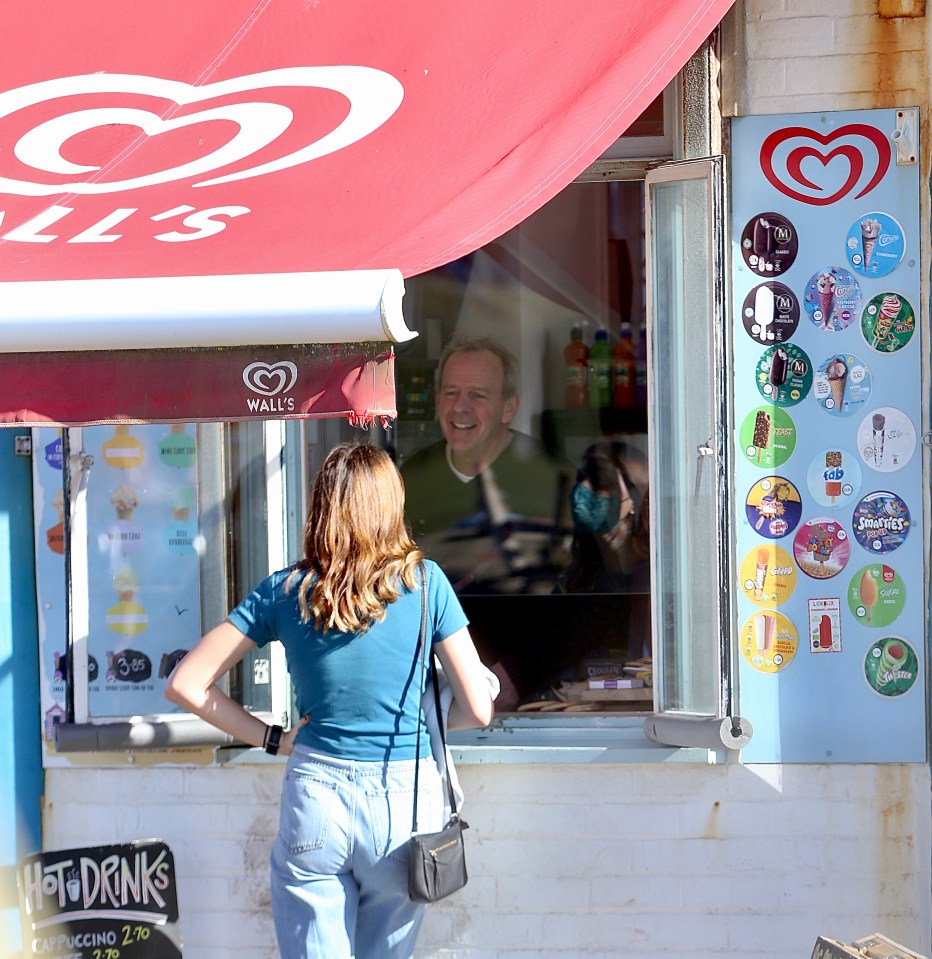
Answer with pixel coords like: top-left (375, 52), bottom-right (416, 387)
top-left (812, 353), bottom-right (871, 416)
top-left (739, 543), bottom-right (797, 607)
top-left (808, 597), bottom-right (841, 653)
top-left (806, 447), bottom-right (861, 510)
top-left (847, 563), bottom-right (905, 628)
top-left (754, 343), bottom-right (812, 406)
top-left (803, 266), bottom-right (861, 332)
top-left (856, 407), bottom-right (915, 472)
top-left (860, 292), bottom-right (915, 354)
top-left (864, 636), bottom-right (918, 697)
top-left (740, 212), bottom-right (798, 275)
top-left (740, 405), bottom-right (797, 469)
top-left (745, 477), bottom-right (802, 539)
top-left (742, 281), bottom-right (800, 344)
top-left (845, 212), bottom-right (906, 279)
top-left (851, 491), bottom-right (910, 553)
top-left (793, 517), bottom-right (850, 580)
top-left (740, 609), bottom-right (798, 673)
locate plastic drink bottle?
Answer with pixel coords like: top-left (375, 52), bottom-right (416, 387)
top-left (611, 322), bottom-right (636, 408)
top-left (634, 327), bottom-right (648, 408)
top-left (564, 326), bottom-right (589, 408)
top-left (588, 330), bottom-right (611, 409)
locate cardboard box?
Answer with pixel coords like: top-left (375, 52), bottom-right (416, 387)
top-left (812, 935), bottom-right (929, 959)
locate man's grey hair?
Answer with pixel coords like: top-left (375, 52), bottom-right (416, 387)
top-left (436, 334), bottom-right (520, 400)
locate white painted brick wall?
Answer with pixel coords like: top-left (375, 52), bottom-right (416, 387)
top-left (43, 761), bottom-right (931, 959)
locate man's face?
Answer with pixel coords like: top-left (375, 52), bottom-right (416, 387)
top-left (437, 349), bottom-right (518, 463)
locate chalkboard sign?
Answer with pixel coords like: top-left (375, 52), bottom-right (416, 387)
top-left (18, 840), bottom-right (182, 958)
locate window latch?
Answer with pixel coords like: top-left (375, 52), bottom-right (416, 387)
top-left (694, 439), bottom-right (714, 505)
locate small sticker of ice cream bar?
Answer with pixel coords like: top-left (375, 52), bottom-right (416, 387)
top-left (816, 272), bottom-right (835, 327)
top-left (872, 294), bottom-right (901, 347)
top-left (751, 409), bottom-right (771, 462)
top-left (825, 451), bottom-right (843, 503)
top-left (168, 486), bottom-right (196, 521)
top-left (860, 218), bottom-right (881, 267)
top-left (110, 484), bottom-right (138, 521)
top-left (825, 357), bottom-right (847, 410)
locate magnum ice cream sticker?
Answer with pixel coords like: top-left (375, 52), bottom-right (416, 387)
top-left (813, 353), bottom-right (871, 416)
top-left (845, 212), bottom-right (906, 278)
top-left (805, 448), bottom-right (862, 511)
top-left (807, 597), bottom-right (841, 654)
top-left (851, 491), bottom-right (910, 554)
top-left (102, 425), bottom-right (145, 470)
top-left (740, 406), bottom-right (797, 469)
top-left (860, 292), bottom-right (915, 353)
top-left (847, 563), bottom-right (905, 628)
top-left (740, 609), bottom-right (798, 673)
top-left (804, 267), bottom-right (861, 332)
top-left (792, 517), bottom-right (850, 580)
top-left (106, 567), bottom-right (148, 636)
top-left (741, 281), bottom-right (800, 344)
top-left (739, 211), bottom-right (799, 275)
top-left (739, 543), bottom-right (797, 607)
top-left (855, 406), bottom-right (915, 473)
top-left (754, 343), bottom-right (812, 406)
top-left (864, 636), bottom-right (918, 697)
top-left (159, 424), bottom-right (196, 469)
top-left (744, 476), bottom-right (802, 539)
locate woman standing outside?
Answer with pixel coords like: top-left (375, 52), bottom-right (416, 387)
top-left (166, 443), bottom-right (494, 959)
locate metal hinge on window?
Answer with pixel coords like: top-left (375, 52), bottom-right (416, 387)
top-left (14, 435), bottom-right (32, 456)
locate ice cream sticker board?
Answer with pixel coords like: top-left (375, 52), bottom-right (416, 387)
top-left (731, 108), bottom-right (924, 763)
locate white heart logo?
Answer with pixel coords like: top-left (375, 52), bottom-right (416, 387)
top-left (0, 67), bottom-right (404, 196)
top-left (243, 361), bottom-right (298, 397)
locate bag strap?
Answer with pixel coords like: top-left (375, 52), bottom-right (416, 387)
top-left (412, 567), bottom-right (459, 833)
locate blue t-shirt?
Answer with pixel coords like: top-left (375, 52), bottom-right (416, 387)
top-left (227, 559), bottom-right (468, 761)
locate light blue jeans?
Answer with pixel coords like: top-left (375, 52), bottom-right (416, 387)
top-left (270, 746), bottom-right (444, 959)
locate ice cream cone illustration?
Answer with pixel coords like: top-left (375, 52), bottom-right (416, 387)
top-left (752, 410), bottom-right (772, 462)
top-left (107, 567), bottom-right (148, 636)
top-left (859, 568), bottom-right (879, 624)
top-left (168, 485), bottom-right (196, 522)
top-left (826, 357), bottom-right (847, 410)
top-left (873, 295), bottom-right (900, 348)
top-left (817, 272), bottom-right (836, 327)
top-left (860, 218), bottom-right (880, 267)
top-left (753, 548), bottom-right (769, 600)
top-left (110, 484), bottom-right (138, 521)
top-left (872, 413), bottom-right (886, 467)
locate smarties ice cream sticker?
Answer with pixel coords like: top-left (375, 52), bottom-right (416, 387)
top-left (740, 609), bottom-right (798, 673)
top-left (804, 267), bottom-right (861, 332)
top-left (740, 406), bottom-right (797, 469)
top-left (864, 636), bottom-right (918, 697)
top-left (792, 518), bottom-right (850, 580)
top-left (740, 212), bottom-right (798, 275)
top-left (741, 282), bottom-right (800, 344)
top-left (745, 477), bottom-right (802, 539)
top-left (739, 543), bottom-right (797, 607)
top-left (813, 353), bottom-right (871, 416)
top-left (847, 563), bottom-right (905, 628)
top-left (805, 448), bottom-right (861, 510)
top-left (851, 491), bottom-right (910, 554)
top-left (856, 407), bottom-right (915, 472)
top-left (860, 292), bottom-right (915, 353)
top-left (844, 212), bottom-right (905, 278)
top-left (755, 344), bottom-right (812, 407)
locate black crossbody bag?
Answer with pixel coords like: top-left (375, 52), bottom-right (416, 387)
top-left (408, 572), bottom-right (468, 903)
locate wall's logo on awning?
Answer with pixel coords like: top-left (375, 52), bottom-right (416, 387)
top-left (243, 360), bottom-right (298, 414)
top-left (0, 67), bottom-right (404, 196)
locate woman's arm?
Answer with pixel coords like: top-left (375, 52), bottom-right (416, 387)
top-left (165, 620), bottom-right (306, 754)
top-left (434, 626), bottom-right (495, 729)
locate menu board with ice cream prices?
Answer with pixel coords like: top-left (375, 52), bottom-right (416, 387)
top-left (730, 109), bottom-right (925, 763)
top-left (32, 425), bottom-right (203, 762)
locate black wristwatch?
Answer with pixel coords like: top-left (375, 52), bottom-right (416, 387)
top-left (265, 724), bottom-right (284, 756)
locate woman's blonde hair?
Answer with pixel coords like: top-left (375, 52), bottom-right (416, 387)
top-left (288, 443), bottom-right (422, 633)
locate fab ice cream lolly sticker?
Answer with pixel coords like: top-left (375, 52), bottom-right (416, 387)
top-left (804, 267), bottom-right (861, 332)
top-left (805, 448), bottom-right (862, 510)
top-left (861, 292), bottom-right (915, 354)
top-left (847, 563), bottom-right (905, 628)
top-left (845, 212), bottom-right (905, 278)
top-left (745, 477), bottom-right (802, 539)
top-left (792, 518), bottom-right (850, 580)
top-left (813, 353), bottom-right (871, 416)
top-left (755, 344), bottom-right (812, 406)
top-left (856, 407), bottom-right (915, 472)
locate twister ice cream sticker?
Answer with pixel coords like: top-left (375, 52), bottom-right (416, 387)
top-left (856, 407), bottom-right (915, 472)
top-left (793, 518), bottom-right (850, 580)
top-left (739, 543), bottom-right (797, 607)
top-left (741, 282), bottom-right (800, 344)
top-left (740, 406), bottom-right (797, 469)
top-left (804, 267), bottom-right (861, 332)
top-left (851, 491), bottom-right (910, 554)
top-left (808, 597), bottom-right (841, 654)
top-left (159, 424), bottom-right (197, 468)
top-left (813, 353), bottom-right (871, 417)
top-left (740, 212), bottom-right (798, 275)
top-left (806, 448), bottom-right (861, 510)
top-left (847, 564), bottom-right (905, 628)
top-left (102, 425), bottom-right (145, 469)
top-left (864, 636), bottom-right (918, 698)
top-left (845, 212), bottom-right (905, 278)
top-left (740, 609), bottom-right (798, 673)
top-left (861, 292), bottom-right (915, 353)
top-left (745, 477), bottom-right (802, 538)
top-left (755, 344), bottom-right (812, 406)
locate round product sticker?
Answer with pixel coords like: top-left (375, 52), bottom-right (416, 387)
top-left (741, 282), bottom-right (800, 344)
top-left (739, 610), bottom-right (798, 673)
top-left (739, 543), bottom-right (797, 607)
top-left (739, 406), bottom-right (797, 469)
top-left (740, 212), bottom-right (798, 276)
top-left (864, 636), bottom-right (918, 697)
top-left (745, 477), bottom-right (802, 538)
top-left (754, 344), bottom-right (812, 407)
top-left (856, 407), bottom-right (915, 472)
top-left (847, 564), bottom-right (905, 628)
top-left (792, 517), bottom-right (850, 580)
top-left (806, 447), bottom-right (862, 510)
top-left (860, 292), bottom-right (915, 354)
top-left (159, 426), bottom-right (197, 468)
top-left (803, 267), bottom-right (861, 332)
top-left (845, 212), bottom-right (906, 278)
top-left (812, 353), bottom-right (871, 416)
top-left (851, 491), bottom-right (910, 553)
